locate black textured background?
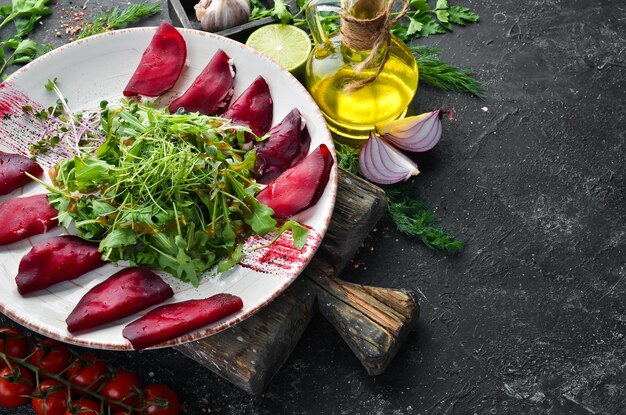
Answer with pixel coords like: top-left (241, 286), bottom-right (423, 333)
top-left (1, 0), bottom-right (625, 413)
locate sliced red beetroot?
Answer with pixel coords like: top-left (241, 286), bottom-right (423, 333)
top-left (255, 109), bottom-right (302, 173)
top-left (123, 22), bottom-right (187, 97)
top-left (66, 267), bottom-right (174, 333)
top-left (222, 76), bottom-right (273, 137)
top-left (257, 122), bottom-right (312, 184)
top-left (15, 235), bottom-right (106, 295)
top-left (0, 150), bottom-right (43, 195)
top-left (0, 194), bottom-right (58, 246)
top-left (296, 125), bottom-right (312, 164)
top-left (256, 144), bottom-right (334, 218)
top-left (122, 293), bottom-right (243, 350)
top-left (169, 49), bottom-right (235, 115)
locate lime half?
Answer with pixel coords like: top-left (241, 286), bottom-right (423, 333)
top-left (246, 24), bottom-right (312, 79)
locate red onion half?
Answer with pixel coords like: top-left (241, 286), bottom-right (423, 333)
top-left (375, 110), bottom-right (452, 152)
top-left (359, 132), bottom-right (420, 185)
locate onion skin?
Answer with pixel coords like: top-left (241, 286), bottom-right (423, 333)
top-left (375, 109), bottom-right (452, 152)
top-left (358, 132), bottom-right (420, 185)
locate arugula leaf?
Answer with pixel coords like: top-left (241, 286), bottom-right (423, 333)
top-left (282, 220), bottom-right (309, 250)
top-left (100, 228), bottom-right (137, 250)
top-left (245, 202), bottom-right (277, 236)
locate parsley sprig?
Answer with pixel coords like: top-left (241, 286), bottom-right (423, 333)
top-left (392, 0), bottom-right (479, 41)
top-left (0, 0), bottom-right (52, 79)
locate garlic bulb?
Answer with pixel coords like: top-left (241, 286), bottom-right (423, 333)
top-left (195, 0), bottom-right (252, 32)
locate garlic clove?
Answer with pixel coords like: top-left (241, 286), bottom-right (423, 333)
top-left (195, 0), bottom-right (252, 32)
top-left (194, 0), bottom-right (211, 21)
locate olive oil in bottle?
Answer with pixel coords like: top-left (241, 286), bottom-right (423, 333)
top-left (304, 0), bottom-right (418, 139)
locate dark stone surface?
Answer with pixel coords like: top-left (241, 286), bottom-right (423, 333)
top-left (1, 0), bottom-right (625, 414)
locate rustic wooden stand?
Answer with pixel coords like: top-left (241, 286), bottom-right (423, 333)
top-left (175, 171), bottom-right (420, 394)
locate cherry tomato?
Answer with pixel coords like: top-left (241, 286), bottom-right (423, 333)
top-left (65, 354), bottom-right (108, 395)
top-left (0, 365), bottom-right (34, 407)
top-left (64, 397), bottom-right (102, 414)
top-left (32, 379), bottom-right (69, 415)
top-left (100, 370), bottom-right (141, 411)
top-left (0, 327), bottom-right (29, 366)
top-left (138, 384), bottom-right (180, 415)
top-left (28, 339), bottom-right (72, 378)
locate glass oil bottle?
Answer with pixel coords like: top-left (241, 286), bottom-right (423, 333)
top-left (305, 0), bottom-right (419, 140)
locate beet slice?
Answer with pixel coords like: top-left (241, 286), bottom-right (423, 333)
top-left (257, 117), bottom-right (312, 184)
top-left (256, 144), bottom-right (334, 218)
top-left (255, 108), bottom-right (303, 174)
top-left (123, 22), bottom-right (187, 97)
top-left (169, 49), bottom-right (235, 115)
top-left (15, 235), bottom-right (106, 295)
top-left (222, 76), bottom-right (273, 137)
top-left (122, 294), bottom-right (243, 350)
top-left (293, 125), bottom-right (311, 166)
top-left (66, 267), bottom-right (174, 333)
top-left (0, 150), bottom-right (43, 195)
top-left (0, 194), bottom-right (58, 246)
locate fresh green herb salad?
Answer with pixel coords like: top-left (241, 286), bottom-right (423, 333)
top-left (35, 98), bottom-right (307, 286)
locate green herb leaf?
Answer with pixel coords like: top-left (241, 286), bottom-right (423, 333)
top-left (245, 202), bottom-right (277, 237)
top-left (411, 45), bottom-right (485, 99)
top-left (434, 0), bottom-right (449, 23)
top-left (334, 141), bottom-right (360, 176)
top-left (44, 100), bottom-right (302, 285)
top-left (77, 2), bottom-right (161, 39)
top-left (100, 228), bottom-right (137, 250)
top-left (44, 77), bottom-right (56, 91)
top-left (406, 15), bottom-right (424, 37)
top-left (11, 38), bottom-right (36, 63)
top-left (393, 0), bottom-right (478, 41)
top-left (272, 0), bottom-right (294, 24)
top-left (283, 220), bottom-right (309, 250)
top-left (448, 5), bottom-right (479, 25)
top-left (385, 184), bottom-right (464, 252)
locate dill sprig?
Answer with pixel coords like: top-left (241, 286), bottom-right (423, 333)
top-left (385, 184), bottom-right (465, 252)
top-left (77, 3), bottom-right (161, 39)
top-left (334, 142), bottom-right (464, 252)
top-left (412, 45), bottom-right (485, 99)
top-left (334, 141), bottom-right (361, 176)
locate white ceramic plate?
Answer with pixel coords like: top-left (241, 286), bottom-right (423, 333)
top-left (0, 27), bottom-right (336, 350)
